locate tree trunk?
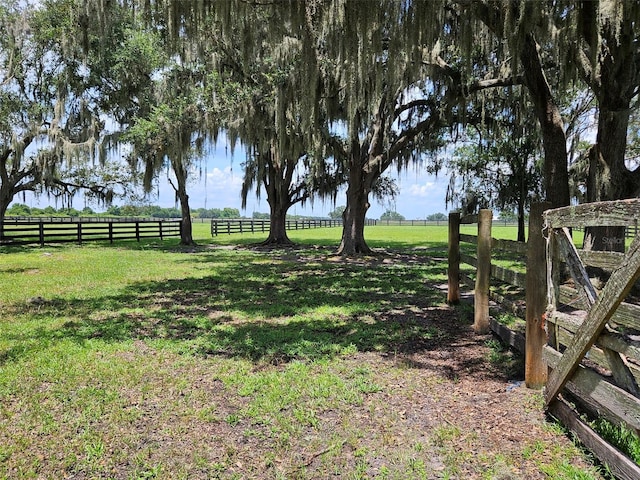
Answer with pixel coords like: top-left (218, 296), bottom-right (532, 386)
top-left (171, 159), bottom-right (196, 246)
top-left (584, 144), bottom-right (625, 252)
top-left (584, 108), bottom-right (634, 253)
top-left (581, 6), bottom-right (640, 253)
top-left (0, 177), bottom-right (17, 242)
top-left (178, 189), bottom-right (195, 246)
top-left (337, 160), bottom-right (372, 255)
top-left (517, 199), bottom-right (525, 243)
top-left (262, 201), bottom-right (293, 245)
top-left (260, 152), bottom-right (294, 246)
top-left (0, 191), bottom-right (9, 242)
top-left (520, 34), bottom-right (570, 210)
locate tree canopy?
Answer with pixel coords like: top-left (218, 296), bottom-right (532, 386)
top-left (3, 0), bottom-right (640, 254)
top-left (0, 0), bottom-right (155, 233)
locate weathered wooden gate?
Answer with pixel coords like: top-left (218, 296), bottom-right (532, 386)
top-left (543, 199), bottom-right (640, 479)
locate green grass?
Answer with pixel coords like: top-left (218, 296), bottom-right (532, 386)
top-left (209, 223), bottom-right (451, 250)
top-left (0, 225), bottom-right (607, 479)
top-left (590, 417), bottom-right (640, 465)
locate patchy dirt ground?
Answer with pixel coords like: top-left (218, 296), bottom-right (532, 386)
top-left (88, 316), bottom-right (600, 480)
top-left (0, 245), bottom-right (605, 479)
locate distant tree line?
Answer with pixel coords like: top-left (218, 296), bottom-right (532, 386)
top-left (380, 210), bottom-right (406, 221)
top-left (5, 203), bottom-right (243, 219)
top-left (6, 203), bottom-right (98, 218)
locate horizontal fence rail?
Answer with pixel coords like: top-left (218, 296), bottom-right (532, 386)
top-left (211, 218), bottom-right (348, 236)
top-left (5, 216), bottom-right (165, 223)
top-left (377, 219), bottom-right (449, 226)
top-left (5, 216), bottom-right (213, 223)
top-left (1, 219), bottom-right (181, 246)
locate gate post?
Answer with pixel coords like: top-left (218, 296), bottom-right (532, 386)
top-left (447, 212), bottom-right (460, 304)
top-left (525, 202), bottom-right (551, 388)
top-left (474, 209), bottom-right (492, 333)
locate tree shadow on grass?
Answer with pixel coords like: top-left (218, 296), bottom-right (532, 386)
top-left (1, 247), bottom-right (492, 379)
top-left (62, 230), bottom-right (450, 255)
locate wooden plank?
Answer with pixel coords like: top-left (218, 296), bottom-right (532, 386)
top-left (459, 253), bottom-right (477, 267)
top-left (554, 309), bottom-right (640, 364)
top-left (525, 202), bottom-right (550, 388)
top-left (599, 333), bottom-right (640, 364)
top-left (490, 264), bottom-right (526, 289)
top-left (460, 272), bottom-right (475, 287)
top-left (550, 234), bottom-right (639, 394)
top-left (547, 229), bottom-right (561, 350)
top-left (459, 233), bottom-right (477, 244)
top-left (545, 234), bottom-right (640, 405)
top-left (474, 209), bottom-right (492, 334)
top-left (447, 212), bottom-right (460, 304)
top-left (577, 249), bottom-right (624, 271)
top-left (488, 289), bottom-right (526, 318)
top-left (545, 346), bottom-right (640, 431)
top-left (548, 399), bottom-right (640, 480)
top-left (603, 348), bottom-right (640, 397)
top-left (564, 235), bottom-right (640, 397)
top-left (550, 322), bottom-right (640, 387)
top-left (492, 237), bottom-right (528, 255)
top-left (548, 310), bottom-right (587, 334)
top-left (490, 318), bottom-right (525, 353)
top-left (545, 198), bottom-right (640, 229)
top-left (559, 286), bottom-right (640, 332)
top-left (460, 214), bottom-right (478, 224)
top-left (555, 227), bottom-right (598, 306)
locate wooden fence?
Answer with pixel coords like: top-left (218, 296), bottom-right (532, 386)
top-left (377, 219), bottom-right (446, 226)
top-left (448, 210), bottom-right (529, 333)
top-left (543, 200), bottom-right (640, 479)
top-left (448, 202), bottom-right (640, 479)
top-left (7, 216), bottom-right (214, 224)
top-left (211, 218), bottom-right (345, 236)
top-left (6, 216), bottom-right (153, 223)
top-left (0, 219), bottom-right (181, 246)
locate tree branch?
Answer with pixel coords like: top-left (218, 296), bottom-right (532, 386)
top-left (468, 75), bottom-right (524, 93)
top-left (323, 132), bottom-right (348, 162)
top-left (389, 114), bottom-right (441, 160)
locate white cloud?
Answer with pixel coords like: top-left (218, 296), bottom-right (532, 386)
top-left (407, 182), bottom-right (437, 197)
top-left (203, 166), bottom-right (243, 191)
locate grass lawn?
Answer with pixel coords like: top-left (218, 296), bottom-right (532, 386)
top-left (0, 225), bottom-right (606, 479)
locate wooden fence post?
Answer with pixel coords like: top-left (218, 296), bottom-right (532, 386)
top-left (525, 202), bottom-right (551, 389)
top-left (448, 212), bottom-right (461, 304)
top-left (474, 209), bottom-right (492, 333)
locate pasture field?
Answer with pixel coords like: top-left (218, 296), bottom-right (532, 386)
top-left (0, 225), bottom-right (605, 479)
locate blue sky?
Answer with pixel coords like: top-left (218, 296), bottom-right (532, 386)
top-left (156, 146), bottom-right (451, 219)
